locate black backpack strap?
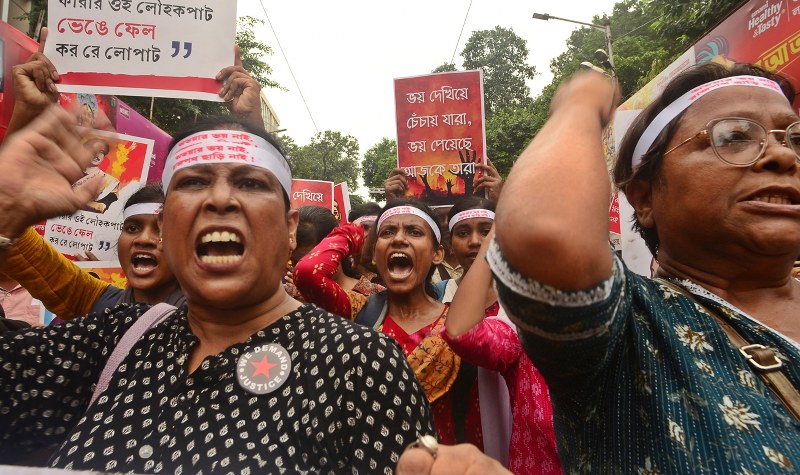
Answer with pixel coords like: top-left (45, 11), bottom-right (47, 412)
top-left (354, 291), bottom-right (388, 329)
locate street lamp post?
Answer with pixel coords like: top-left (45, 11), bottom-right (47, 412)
top-left (532, 12), bottom-right (614, 69)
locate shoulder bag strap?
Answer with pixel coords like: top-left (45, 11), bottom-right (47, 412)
top-left (655, 278), bottom-right (800, 422)
top-left (354, 291), bottom-right (388, 329)
top-left (88, 303), bottom-right (177, 408)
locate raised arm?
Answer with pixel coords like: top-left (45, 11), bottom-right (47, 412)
top-left (293, 223), bottom-right (367, 319)
top-left (446, 227), bottom-right (495, 338)
top-left (6, 28), bottom-right (60, 137)
top-left (2, 227), bottom-right (109, 319)
top-left (217, 44), bottom-right (265, 129)
top-left (495, 72), bottom-right (619, 289)
top-left (0, 106), bottom-right (104, 267)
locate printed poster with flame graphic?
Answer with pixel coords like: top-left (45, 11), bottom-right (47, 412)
top-left (40, 262), bottom-right (126, 325)
top-left (43, 129), bottom-right (154, 262)
top-left (394, 70), bottom-right (486, 206)
top-left (290, 179), bottom-right (334, 211)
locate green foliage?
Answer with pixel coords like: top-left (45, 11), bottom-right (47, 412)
top-left (349, 194), bottom-right (366, 206)
top-left (648, 0), bottom-right (745, 55)
top-left (118, 16), bottom-right (281, 135)
top-left (288, 130), bottom-right (361, 190)
top-left (481, 0), bottom-right (745, 176)
top-left (432, 63), bottom-right (457, 73)
top-left (461, 26), bottom-right (536, 115)
top-left (235, 16), bottom-right (284, 91)
top-left (362, 138), bottom-right (398, 201)
top-left (17, 0), bottom-right (47, 37)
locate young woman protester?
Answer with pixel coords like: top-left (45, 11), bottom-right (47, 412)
top-left (1, 28), bottom-right (265, 321)
top-left (294, 199), bottom-right (483, 447)
top-left (436, 197), bottom-right (561, 475)
top-left (2, 184), bottom-right (183, 321)
top-left (402, 63), bottom-right (800, 474)
top-left (0, 109), bottom-right (434, 472)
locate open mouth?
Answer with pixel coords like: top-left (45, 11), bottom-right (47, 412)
top-left (387, 252), bottom-right (414, 279)
top-left (131, 253), bottom-right (159, 273)
top-left (196, 230), bottom-right (244, 265)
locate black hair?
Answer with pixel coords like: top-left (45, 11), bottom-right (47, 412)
top-left (296, 206), bottom-right (339, 250)
top-left (369, 198), bottom-right (442, 298)
top-left (168, 115), bottom-right (293, 210)
top-left (348, 202), bottom-right (381, 222)
top-left (124, 183), bottom-right (164, 210)
top-left (613, 63), bottom-right (796, 256)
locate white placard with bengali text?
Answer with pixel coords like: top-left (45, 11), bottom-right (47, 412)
top-left (45, 0), bottom-right (236, 100)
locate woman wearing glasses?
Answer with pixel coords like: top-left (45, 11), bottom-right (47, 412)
top-left (466, 62), bottom-right (800, 474)
top-left (398, 63), bottom-right (800, 474)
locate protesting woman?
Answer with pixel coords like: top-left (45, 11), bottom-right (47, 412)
top-left (2, 184), bottom-right (183, 320)
top-left (486, 63), bottom-right (800, 472)
top-left (294, 199), bottom-right (483, 447)
top-left (0, 109), bottom-right (434, 473)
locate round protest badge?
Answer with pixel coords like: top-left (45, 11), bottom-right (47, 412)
top-left (236, 343), bottom-right (292, 395)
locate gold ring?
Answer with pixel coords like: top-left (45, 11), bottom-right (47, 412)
top-left (406, 435), bottom-right (438, 459)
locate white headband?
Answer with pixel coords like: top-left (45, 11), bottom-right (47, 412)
top-left (632, 76), bottom-right (786, 171)
top-left (448, 209), bottom-right (495, 232)
top-left (162, 130), bottom-right (292, 195)
top-left (122, 202), bottom-right (162, 221)
top-left (353, 215), bottom-right (377, 225)
top-left (377, 206), bottom-right (441, 243)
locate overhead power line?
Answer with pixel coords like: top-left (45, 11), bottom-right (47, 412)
top-left (450, 0), bottom-right (474, 65)
top-left (257, 0), bottom-right (320, 134)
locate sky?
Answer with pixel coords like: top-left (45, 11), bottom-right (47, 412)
top-left (236, 0), bottom-right (620, 189)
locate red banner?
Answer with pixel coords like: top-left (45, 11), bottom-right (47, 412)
top-left (333, 183), bottom-right (351, 224)
top-left (290, 179), bottom-right (334, 211)
top-left (622, 0), bottom-right (800, 111)
top-left (0, 21), bottom-right (39, 142)
top-left (394, 70), bottom-right (486, 206)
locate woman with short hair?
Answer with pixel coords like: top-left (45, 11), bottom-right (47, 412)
top-left (0, 110), bottom-right (434, 473)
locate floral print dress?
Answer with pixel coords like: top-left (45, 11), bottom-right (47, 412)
top-left (487, 239), bottom-right (800, 474)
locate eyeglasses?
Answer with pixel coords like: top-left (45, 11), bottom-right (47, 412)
top-left (664, 117), bottom-right (800, 166)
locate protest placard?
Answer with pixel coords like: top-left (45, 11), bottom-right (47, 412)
top-left (59, 93), bottom-right (172, 181)
top-left (333, 183), bottom-right (351, 224)
top-left (290, 179), bottom-right (334, 211)
top-left (45, 0), bottom-right (236, 100)
top-left (42, 129), bottom-right (154, 261)
top-left (394, 70), bottom-right (486, 206)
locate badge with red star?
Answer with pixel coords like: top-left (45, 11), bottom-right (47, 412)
top-left (236, 343), bottom-right (292, 395)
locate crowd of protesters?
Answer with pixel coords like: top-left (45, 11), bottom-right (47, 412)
top-left (0, 25), bottom-right (798, 475)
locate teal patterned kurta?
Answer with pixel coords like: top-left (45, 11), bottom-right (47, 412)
top-left (487, 240), bottom-right (800, 474)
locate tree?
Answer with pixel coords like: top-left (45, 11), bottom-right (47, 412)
top-left (460, 26), bottom-right (536, 115)
top-left (349, 194), bottom-right (366, 206)
top-left (119, 16), bottom-right (282, 135)
top-left (648, 0), bottom-right (745, 56)
top-left (288, 130), bottom-right (361, 190)
top-left (362, 138), bottom-right (397, 201)
top-left (432, 63), bottom-right (457, 73)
